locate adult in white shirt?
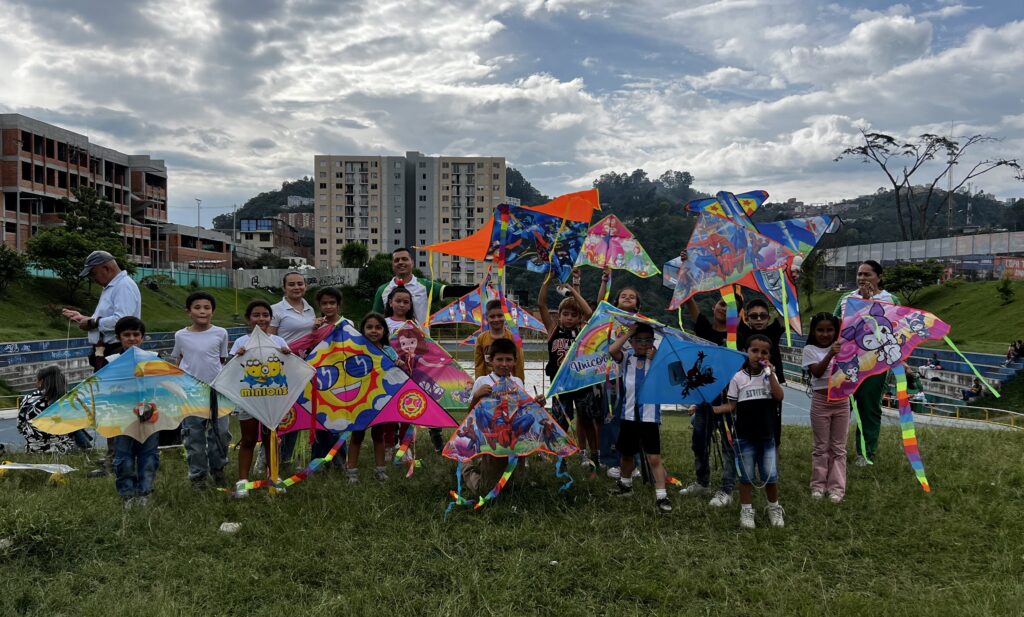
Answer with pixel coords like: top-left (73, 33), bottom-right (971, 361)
top-left (267, 271), bottom-right (316, 466)
top-left (62, 250), bottom-right (141, 367)
top-left (370, 248), bottom-right (475, 325)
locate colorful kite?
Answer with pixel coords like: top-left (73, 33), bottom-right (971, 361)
top-left (636, 332), bottom-right (746, 405)
top-left (212, 327), bottom-right (314, 430)
top-left (428, 267), bottom-right (547, 342)
top-left (443, 377), bottom-right (578, 512)
top-left (389, 320), bottom-right (474, 410)
top-left (31, 348), bottom-right (224, 442)
top-left (828, 297), bottom-right (999, 492)
top-left (575, 214), bottom-right (659, 278)
top-left (685, 190), bottom-right (768, 223)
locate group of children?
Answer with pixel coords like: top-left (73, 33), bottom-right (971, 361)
top-left (17, 263), bottom-right (876, 530)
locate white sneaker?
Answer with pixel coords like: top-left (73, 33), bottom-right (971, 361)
top-left (829, 493), bottom-right (843, 504)
top-left (233, 480), bottom-right (249, 499)
top-left (373, 467), bottom-right (388, 482)
top-left (679, 482), bottom-right (709, 496)
top-left (766, 503), bottom-right (786, 528)
top-left (709, 491), bottom-right (733, 507)
top-left (631, 468), bottom-right (641, 479)
top-left (346, 469), bottom-right (359, 484)
top-left (810, 489), bottom-right (825, 500)
top-left (607, 466), bottom-right (621, 480)
top-left (385, 446), bottom-right (395, 463)
top-left (854, 455), bottom-right (870, 467)
top-left (740, 508), bottom-right (756, 529)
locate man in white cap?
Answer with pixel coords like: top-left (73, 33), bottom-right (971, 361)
top-left (62, 250), bottom-right (141, 476)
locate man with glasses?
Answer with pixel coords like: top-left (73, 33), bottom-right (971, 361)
top-left (737, 298), bottom-right (786, 448)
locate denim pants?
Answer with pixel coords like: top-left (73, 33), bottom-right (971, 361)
top-left (111, 433), bottom-right (160, 498)
top-left (734, 438), bottom-right (779, 485)
top-left (311, 429), bottom-right (347, 465)
top-left (181, 415), bottom-right (230, 480)
top-left (691, 404), bottom-right (736, 493)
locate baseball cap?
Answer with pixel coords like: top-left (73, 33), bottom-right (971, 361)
top-left (79, 250), bottom-right (115, 277)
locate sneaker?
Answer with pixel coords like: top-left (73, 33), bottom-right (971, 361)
top-left (655, 497), bottom-right (673, 513)
top-left (810, 489), bottom-right (825, 500)
top-left (740, 508), bottom-right (756, 529)
top-left (211, 469), bottom-right (228, 488)
top-left (607, 466), bottom-right (621, 480)
top-left (190, 477), bottom-right (208, 491)
top-left (135, 495), bottom-right (149, 508)
top-left (766, 503), bottom-right (786, 528)
top-left (608, 480), bottom-right (633, 497)
top-left (233, 480), bottom-right (249, 499)
top-left (373, 467), bottom-right (388, 482)
top-left (631, 468), bottom-right (641, 479)
top-left (88, 466), bottom-right (110, 478)
top-left (346, 469), bottom-right (360, 484)
top-left (385, 447), bottom-right (395, 463)
top-left (854, 455), bottom-right (870, 467)
top-left (122, 497), bottom-right (135, 510)
top-left (678, 482), bottom-right (709, 496)
top-left (828, 494), bottom-right (843, 504)
top-left (709, 491), bottom-right (733, 507)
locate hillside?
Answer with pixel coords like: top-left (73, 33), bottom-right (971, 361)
top-left (210, 177), bottom-right (314, 231)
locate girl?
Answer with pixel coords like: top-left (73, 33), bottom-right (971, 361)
top-left (17, 366), bottom-right (76, 454)
top-left (384, 286), bottom-right (416, 333)
top-left (346, 313), bottom-right (399, 483)
top-left (230, 300), bottom-right (291, 498)
top-left (801, 312), bottom-right (849, 503)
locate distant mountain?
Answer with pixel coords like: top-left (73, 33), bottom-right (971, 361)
top-left (211, 177), bottom-right (314, 230)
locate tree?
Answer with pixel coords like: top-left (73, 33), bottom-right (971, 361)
top-left (506, 167), bottom-right (548, 206)
top-left (211, 177), bottom-right (314, 230)
top-left (25, 188), bottom-right (134, 300)
top-left (885, 260), bottom-right (944, 305)
top-left (0, 243), bottom-right (27, 294)
top-left (797, 248), bottom-right (826, 311)
top-left (997, 278), bottom-right (1015, 305)
top-left (340, 242), bottom-right (369, 268)
top-left (835, 131), bottom-right (1022, 240)
top-left (356, 253), bottom-right (394, 299)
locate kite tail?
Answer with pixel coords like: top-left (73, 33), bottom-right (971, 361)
top-left (276, 431), bottom-right (351, 490)
top-left (444, 460), bottom-right (466, 520)
top-left (849, 398), bottom-right (872, 466)
top-left (475, 456), bottom-right (519, 509)
top-left (394, 424), bottom-right (415, 463)
top-left (722, 286), bottom-right (738, 350)
top-left (554, 456), bottom-right (574, 493)
top-left (677, 306), bottom-right (684, 332)
top-left (893, 365), bottom-right (930, 492)
top-left (943, 336), bottom-right (1000, 398)
top-left (779, 267), bottom-right (792, 347)
top-left (665, 474), bottom-right (682, 487)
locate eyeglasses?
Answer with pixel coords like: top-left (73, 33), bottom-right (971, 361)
top-left (632, 337), bottom-right (654, 345)
top-left (747, 313), bottom-right (770, 320)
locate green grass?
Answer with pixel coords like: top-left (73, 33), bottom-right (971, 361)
top-left (1, 420), bottom-right (1021, 616)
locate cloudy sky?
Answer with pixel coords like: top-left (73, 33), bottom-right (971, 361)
top-left (1, 0), bottom-right (1022, 226)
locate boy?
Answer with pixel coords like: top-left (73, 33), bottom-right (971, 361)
top-left (170, 291), bottom-right (230, 489)
top-left (713, 334), bottom-right (785, 529)
top-left (737, 298), bottom-right (786, 447)
top-left (607, 323), bottom-right (672, 514)
top-left (108, 316), bottom-right (161, 509)
top-left (474, 299), bottom-right (525, 381)
top-left (464, 338), bottom-right (545, 493)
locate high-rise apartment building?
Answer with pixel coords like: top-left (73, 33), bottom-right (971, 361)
top-left (313, 151), bottom-right (505, 285)
top-left (0, 114), bottom-right (167, 265)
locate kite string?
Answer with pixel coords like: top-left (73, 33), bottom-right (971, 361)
top-left (426, 252), bottom-right (435, 328)
top-left (850, 398), bottom-right (872, 466)
top-left (943, 336), bottom-right (1000, 398)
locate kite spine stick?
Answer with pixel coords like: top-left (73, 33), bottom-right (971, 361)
top-left (849, 398), bottom-right (872, 466)
top-left (779, 267), bottom-right (792, 347)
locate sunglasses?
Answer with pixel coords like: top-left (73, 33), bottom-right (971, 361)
top-left (747, 312), bottom-right (770, 320)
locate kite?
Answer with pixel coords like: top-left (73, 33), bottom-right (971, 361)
top-left (0, 461), bottom-right (76, 485)
top-left (428, 268), bottom-right (547, 343)
top-left (575, 214), bottom-right (659, 278)
top-left (443, 377), bottom-right (578, 513)
top-left (827, 297), bottom-right (999, 492)
top-left (212, 327), bottom-right (315, 430)
top-left (389, 320), bottom-right (474, 410)
top-left (636, 332), bottom-right (747, 405)
top-left (31, 347), bottom-right (225, 442)
top-left (685, 190), bottom-right (768, 222)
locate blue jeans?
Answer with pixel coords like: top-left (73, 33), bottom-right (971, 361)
top-left (691, 404), bottom-right (736, 493)
top-left (111, 433), bottom-right (160, 498)
top-left (181, 415), bottom-right (230, 480)
top-left (734, 438), bottom-right (778, 485)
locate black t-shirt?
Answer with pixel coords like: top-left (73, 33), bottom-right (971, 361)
top-left (546, 325), bottom-right (579, 379)
top-left (728, 369), bottom-right (776, 441)
top-left (694, 314), bottom-right (727, 347)
top-left (737, 318), bottom-right (786, 384)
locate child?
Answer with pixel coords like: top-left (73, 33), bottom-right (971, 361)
top-left (109, 316), bottom-right (161, 508)
top-left (737, 298), bottom-right (786, 448)
top-left (607, 323), bottom-right (672, 514)
top-left (714, 334), bottom-right (785, 528)
top-left (464, 338), bottom-right (545, 494)
top-left (170, 291), bottom-right (230, 489)
top-left (346, 313), bottom-right (399, 483)
top-left (384, 286), bottom-right (416, 333)
top-left (17, 366), bottom-right (76, 454)
top-left (229, 300), bottom-right (291, 498)
top-left (314, 287), bottom-right (344, 329)
top-left (474, 299), bottom-right (525, 381)
top-left (538, 274), bottom-right (597, 469)
top-left (801, 312), bottom-right (849, 503)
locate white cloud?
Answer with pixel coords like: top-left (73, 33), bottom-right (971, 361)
top-left (685, 67), bottom-right (786, 90)
top-left (920, 3), bottom-right (980, 19)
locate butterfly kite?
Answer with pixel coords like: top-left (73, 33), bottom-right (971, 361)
top-left (575, 214), bottom-right (659, 279)
top-left (828, 297), bottom-right (999, 492)
top-left (443, 377), bottom-right (578, 514)
top-left (32, 347), bottom-right (226, 442)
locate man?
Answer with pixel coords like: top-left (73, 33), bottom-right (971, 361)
top-left (62, 250), bottom-right (142, 476)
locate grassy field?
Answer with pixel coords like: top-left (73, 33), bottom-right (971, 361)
top-left (1, 420), bottom-right (1021, 617)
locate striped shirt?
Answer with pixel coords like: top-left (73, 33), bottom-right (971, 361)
top-left (618, 349), bottom-right (660, 424)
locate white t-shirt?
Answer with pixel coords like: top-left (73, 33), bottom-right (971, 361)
top-left (618, 349), bottom-right (660, 423)
top-left (801, 344), bottom-right (832, 391)
top-left (472, 373), bottom-right (526, 397)
top-left (270, 298), bottom-right (316, 344)
top-left (386, 317), bottom-right (409, 334)
top-left (170, 326), bottom-right (229, 384)
top-left (230, 332), bottom-right (289, 356)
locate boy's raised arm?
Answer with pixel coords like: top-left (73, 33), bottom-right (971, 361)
top-left (608, 323), bottom-right (634, 362)
top-left (538, 277), bottom-right (555, 333)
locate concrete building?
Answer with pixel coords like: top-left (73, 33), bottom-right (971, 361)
top-left (313, 151), bottom-right (506, 285)
top-left (0, 114), bottom-right (166, 265)
top-left (157, 223), bottom-right (233, 269)
top-left (237, 217), bottom-right (305, 260)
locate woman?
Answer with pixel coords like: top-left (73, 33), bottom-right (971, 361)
top-left (833, 260), bottom-right (899, 467)
top-left (268, 272), bottom-right (317, 468)
top-left (17, 366), bottom-right (76, 454)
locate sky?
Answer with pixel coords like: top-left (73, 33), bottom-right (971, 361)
top-left (1, 0), bottom-right (1022, 226)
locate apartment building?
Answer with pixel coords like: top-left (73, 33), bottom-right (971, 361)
top-left (313, 151), bottom-right (505, 285)
top-left (158, 224), bottom-right (232, 269)
top-left (0, 114), bottom-right (167, 265)
top-left (237, 217), bottom-right (304, 260)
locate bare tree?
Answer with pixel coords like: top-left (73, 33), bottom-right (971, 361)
top-left (836, 131), bottom-right (1022, 240)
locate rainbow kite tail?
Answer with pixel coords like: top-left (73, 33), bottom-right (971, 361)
top-left (277, 431), bottom-right (351, 490)
top-left (665, 474), bottom-right (682, 487)
top-left (893, 365), bottom-right (930, 492)
top-left (554, 457), bottom-right (574, 493)
top-left (475, 456), bottom-right (519, 509)
top-left (722, 286), bottom-right (738, 350)
top-left (394, 424), bottom-right (415, 463)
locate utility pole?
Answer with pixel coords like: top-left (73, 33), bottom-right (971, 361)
top-left (947, 121), bottom-right (954, 234)
top-left (195, 197), bottom-right (202, 264)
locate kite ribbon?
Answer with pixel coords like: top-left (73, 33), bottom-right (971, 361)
top-left (678, 307), bottom-right (684, 333)
top-left (850, 398), bottom-right (872, 466)
top-left (779, 268), bottom-right (792, 347)
top-left (554, 456), bottom-right (574, 493)
top-left (943, 336), bottom-right (1000, 398)
top-left (722, 286), bottom-right (739, 350)
top-left (475, 456), bottom-right (519, 509)
top-left (236, 431), bottom-right (350, 492)
top-left (269, 429), bottom-right (280, 494)
top-left (892, 364), bottom-right (930, 492)
top-left (444, 461), bottom-right (466, 520)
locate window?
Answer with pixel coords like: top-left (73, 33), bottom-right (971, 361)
top-left (319, 238), bottom-right (327, 244)
top-left (394, 173), bottom-right (401, 179)
top-left (335, 172), bottom-right (342, 178)
top-left (419, 261), bottom-right (426, 267)
top-left (418, 161), bottom-right (426, 168)
top-left (493, 162), bottom-right (500, 168)
top-left (370, 227), bottom-right (378, 234)
top-left (370, 183), bottom-right (377, 189)
top-left (418, 195), bottom-right (426, 202)
top-left (371, 172), bottom-right (377, 179)
top-left (319, 183), bottom-right (326, 189)
top-left (442, 173), bottom-right (449, 179)
top-left (320, 249), bottom-right (327, 255)
top-left (372, 161), bottom-right (378, 168)
top-left (442, 195), bottom-right (449, 202)
top-left (442, 162), bottom-right (449, 168)
top-left (442, 218), bottom-right (449, 224)
top-left (319, 171), bottom-right (326, 178)
top-left (492, 174), bottom-right (499, 180)
top-left (421, 173), bottom-right (426, 180)
top-left (394, 229), bottom-right (401, 235)
top-left (394, 239), bottom-right (400, 245)
top-left (476, 207), bottom-right (483, 213)
top-left (476, 162), bottom-right (483, 168)
top-left (394, 161), bottom-right (402, 169)
top-left (335, 237), bottom-right (343, 244)
top-left (478, 196), bottom-right (485, 202)
top-left (319, 161), bottom-right (327, 167)
top-left (336, 161), bottom-right (342, 167)
top-left (335, 183), bottom-right (342, 189)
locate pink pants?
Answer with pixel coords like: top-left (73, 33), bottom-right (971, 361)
top-left (810, 390), bottom-right (850, 498)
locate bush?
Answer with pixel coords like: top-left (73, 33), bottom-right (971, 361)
top-left (997, 277), bottom-right (1015, 305)
top-left (0, 244), bottom-right (28, 294)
